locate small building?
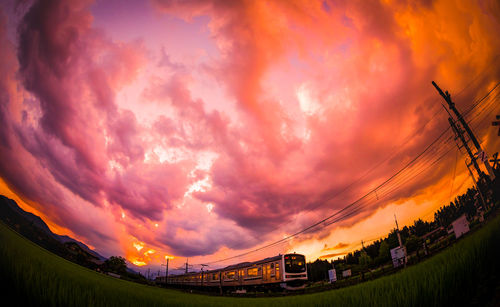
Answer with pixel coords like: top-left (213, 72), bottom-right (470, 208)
top-left (390, 246), bottom-right (406, 268)
top-left (342, 269), bottom-right (351, 278)
top-left (452, 215), bottom-right (470, 239)
top-left (328, 269), bottom-right (337, 283)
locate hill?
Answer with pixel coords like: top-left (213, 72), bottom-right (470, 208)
top-left (0, 195), bottom-right (106, 267)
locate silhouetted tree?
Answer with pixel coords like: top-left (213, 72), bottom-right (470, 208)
top-left (374, 241), bottom-right (390, 265)
top-left (317, 182), bottom-right (491, 275)
top-left (359, 251), bottom-right (372, 268)
top-left (365, 240), bottom-right (381, 259)
top-left (103, 256), bottom-right (127, 274)
top-left (307, 259), bottom-right (332, 282)
top-left (386, 229), bottom-right (400, 249)
top-left (405, 235), bottom-right (420, 253)
top-left (410, 219), bottom-right (432, 237)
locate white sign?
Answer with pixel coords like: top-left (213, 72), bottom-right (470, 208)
top-left (328, 269), bottom-right (337, 283)
top-left (390, 246), bottom-right (406, 268)
top-left (342, 269), bottom-right (351, 278)
top-left (452, 215), bottom-right (470, 239)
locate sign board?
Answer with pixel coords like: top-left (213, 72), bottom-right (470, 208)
top-left (452, 215), bottom-right (470, 239)
top-left (342, 269), bottom-right (351, 278)
top-left (390, 246), bottom-right (406, 268)
top-left (328, 269), bottom-right (337, 283)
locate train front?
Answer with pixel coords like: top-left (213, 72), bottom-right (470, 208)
top-left (282, 253), bottom-right (308, 289)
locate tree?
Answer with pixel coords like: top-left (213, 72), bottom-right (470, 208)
top-left (365, 240), bottom-right (381, 259)
top-left (405, 235), bottom-right (420, 253)
top-left (410, 219), bottom-right (432, 237)
top-left (307, 259), bottom-right (332, 282)
top-left (375, 241), bottom-right (390, 265)
top-left (103, 256), bottom-right (127, 274)
top-left (359, 251), bottom-right (372, 268)
top-left (386, 230), bottom-right (400, 249)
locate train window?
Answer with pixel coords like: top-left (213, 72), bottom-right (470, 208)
top-left (247, 267), bottom-right (260, 277)
top-left (225, 271), bottom-right (236, 280)
top-left (285, 254), bottom-right (306, 273)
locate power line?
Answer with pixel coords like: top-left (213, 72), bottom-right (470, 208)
top-left (204, 129), bottom-right (453, 265)
top-left (468, 90), bottom-right (500, 127)
top-left (462, 82), bottom-right (500, 118)
top-left (332, 143), bottom-right (456, 228)
top-left (199, 81), bottom-right (500, 267)
top-left (448, 148), bottom-right (459, 204)
top-left (251, 80), bottom-right (500, 247)
top-left (300, 80), bottom-right (500, 219)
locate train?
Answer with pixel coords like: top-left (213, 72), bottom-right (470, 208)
top-left (156, 253), bottom-right (308, 291)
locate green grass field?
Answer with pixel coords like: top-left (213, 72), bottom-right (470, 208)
top-left (1, 213), bottom-right (500, 307)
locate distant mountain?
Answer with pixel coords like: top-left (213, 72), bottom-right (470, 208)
top-left (127, 267), bottom-right (140, 275)
top-left (0, 195), bottom-right (107, 265)
top-left (55, 234), bottom-right (107, 261)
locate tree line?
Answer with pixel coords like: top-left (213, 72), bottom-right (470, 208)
top-left (308, 168), bottom-right (500, 282)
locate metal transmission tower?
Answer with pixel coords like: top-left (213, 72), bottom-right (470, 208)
top-left (432, 81), bottom-right (496, 180)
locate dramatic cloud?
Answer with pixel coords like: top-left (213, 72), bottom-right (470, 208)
top-left (1, 0), bottom-right (500, 269)
top-left (323, 242), bottom-right (350, 251)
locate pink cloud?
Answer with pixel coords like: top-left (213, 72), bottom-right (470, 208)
top-left (151, 0), bottom-right (500, 245)
top-left (1, 0), bottom-right (500, 263)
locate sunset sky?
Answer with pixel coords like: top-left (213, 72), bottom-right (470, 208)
top-left (1, 0), bottom-right (499, 274)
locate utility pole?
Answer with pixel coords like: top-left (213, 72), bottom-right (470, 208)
top-left (394, 214), bottom-right (407, 268)
top-left (219, 271), bottom-right (223, 295)
top-left (432, 81), bottom-right (496, 180)
top-left (185, 258), bottom-right (188, 274)
top-left (161, 257), bottom-right (170, 287)
top-left (394, 214), bottom-right (403, 247)
top-left (448, 117), bottom-right (482, 178)
top-left (200, 264), bottom-right (208, 287)
top-left (448, 117), bottom-right (488, 208)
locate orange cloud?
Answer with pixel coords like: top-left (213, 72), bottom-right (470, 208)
top-left (1, 0), bottom-right (499, 270)
top-left (322, 242), bottom-right (350, 252)
top-left (318, 252), bottom-right (346, 259)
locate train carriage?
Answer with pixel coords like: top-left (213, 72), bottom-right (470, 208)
top-left (166, 253), bottom-right (307, 291)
